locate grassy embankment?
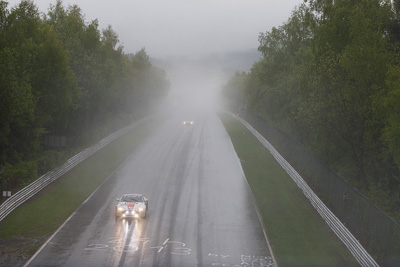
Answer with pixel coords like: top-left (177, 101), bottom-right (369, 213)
top-left (0, 117), bottom-right (161, 261)
top-left (219, 113), bottom-right (359, 267)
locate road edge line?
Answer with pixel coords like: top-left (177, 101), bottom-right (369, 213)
top-left (23, 178), bottom-right (107, 267)
top-left (217, 113), bottom-right (278, 267)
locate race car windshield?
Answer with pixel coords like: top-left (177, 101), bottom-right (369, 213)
top-left (121, 195), bottom-right (143, 202)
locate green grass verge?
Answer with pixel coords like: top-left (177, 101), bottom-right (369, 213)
top-left (0, 118), bottom-right (160, 239)
top-left (219, 113), bottom-right (359, 267)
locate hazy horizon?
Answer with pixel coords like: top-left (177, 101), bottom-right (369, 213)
top-left (6, 0), bottom-right (302, 59)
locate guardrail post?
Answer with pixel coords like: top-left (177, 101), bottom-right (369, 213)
top-left (0, 167), bottom-right (6, 201)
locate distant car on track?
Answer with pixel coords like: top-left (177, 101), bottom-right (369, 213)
top-left (115, 193), bottom-right (148, 219)
top-left (183, 120), bottom-right (194, 126)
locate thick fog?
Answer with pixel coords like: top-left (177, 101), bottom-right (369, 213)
top-left (8, 0), bottom-right (301, 58)
top-left (162, 59), bottom-right (231, 114)
top-left (7, 0), bottom-right (302, 111)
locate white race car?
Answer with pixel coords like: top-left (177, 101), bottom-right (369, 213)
top-left (115, 193), bottom-right (148, 219)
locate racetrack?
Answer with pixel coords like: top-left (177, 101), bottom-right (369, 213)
top-left (25, 111), bottom-right (274, 267)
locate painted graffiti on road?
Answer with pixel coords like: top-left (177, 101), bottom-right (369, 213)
top-left (84, 238), bottom-right (274, 266)
top-left (208, 253), bottom-right (274, 267)
top-left (84, 237), bottom-right (191, 256)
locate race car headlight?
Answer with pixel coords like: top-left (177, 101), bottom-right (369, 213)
top-left (117, 207), bottom-right (124, 211)
top-left (138, 207), bottom-right (144, 212)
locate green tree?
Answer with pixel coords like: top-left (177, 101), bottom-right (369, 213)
top-left (0, 0), bottom-right (170, 194)
top-left (224, 0), bottom-right (400, 220)
top-left (221, 71), bottom-right (248, 109)
top-left (304, 0), bottom-right (394, 183)
top-left (47, 1), bottom-right (106, 142)
top-left (0, 47), bottom-right (35, 164)
top-left (249, 4), bottom-right (313, 131)
top-left (0, 1), bottom-right (42, 164)
top-left (131, 48), bottom-right (170, 109)
top-left (32, 25), bottom-right (77, 133)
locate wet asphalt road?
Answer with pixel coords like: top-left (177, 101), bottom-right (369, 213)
top-left (26, 111), bottom-right (274, 267)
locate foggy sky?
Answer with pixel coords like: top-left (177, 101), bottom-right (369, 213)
top-left (7, 0), bottom-right (302, 58)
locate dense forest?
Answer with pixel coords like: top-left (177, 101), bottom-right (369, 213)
top-left (0, 1), bottom-right (169, 194)
top-left (223, 0), bottom-right (400, 222)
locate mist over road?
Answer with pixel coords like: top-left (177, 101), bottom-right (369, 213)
top-left (26, 111), bottom-right (274, 267)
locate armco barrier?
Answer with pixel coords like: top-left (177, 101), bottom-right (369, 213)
top-left (236, 109), bottom-right (400, 267)
top-left (234, 108), bottom-right (400, 266)
top-left (0, 117), bottom-right (151, 222)
top-left (228, 111), bottom-right (379, 267)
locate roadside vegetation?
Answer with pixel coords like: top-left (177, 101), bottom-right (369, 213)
top-left (219, 113), bottom-right (359, 266)
top-left (222, 0), bottom-right (400, 223)
top-left (0, 0), bottom-right (169, 197)
top-left (0, 118), bottom-right (160, 266)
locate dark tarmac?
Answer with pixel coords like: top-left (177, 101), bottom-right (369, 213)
top-left (26, 112), bottom-right (274, 267)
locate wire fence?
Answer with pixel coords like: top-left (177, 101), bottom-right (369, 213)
top-left (0, 116), bottom-right (151, 222)
top-left (236, 108), bottom-right (400, 266)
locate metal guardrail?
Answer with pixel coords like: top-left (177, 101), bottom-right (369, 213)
top-left (230, 112), bottom-right (379, 267)
top-left (0, 117), bottom-right (150, 222)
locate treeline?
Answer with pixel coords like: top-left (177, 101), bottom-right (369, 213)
top-left (0, 1), bottom-right (169, 192)
top-left (223, 0), bottom-right (400, 222)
